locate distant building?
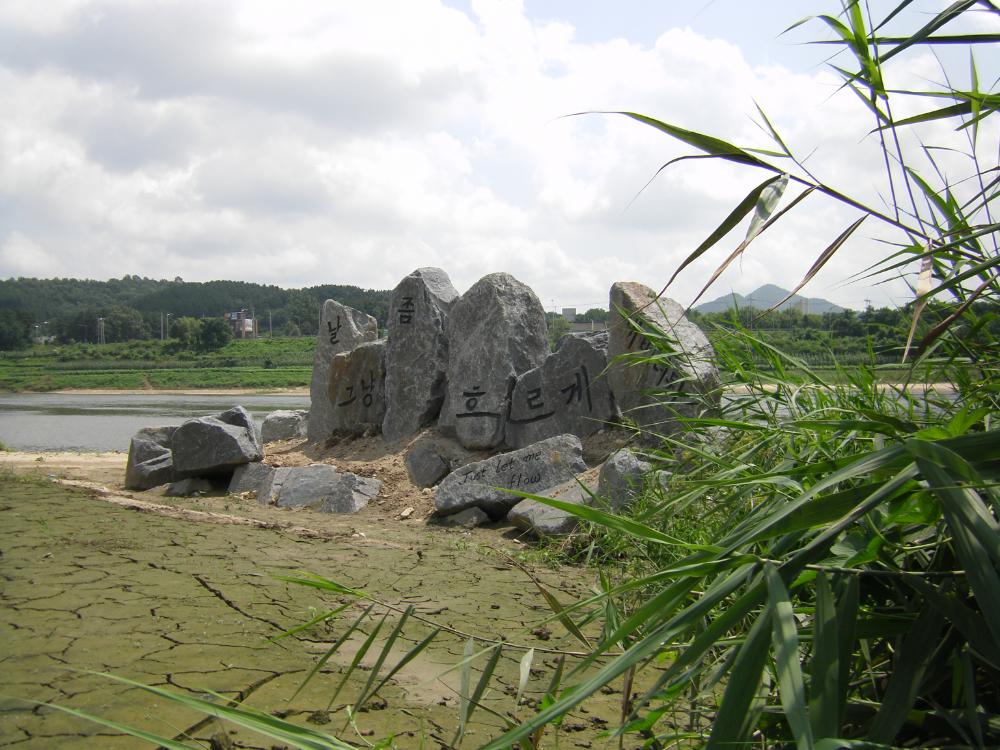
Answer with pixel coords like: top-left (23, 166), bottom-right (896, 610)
top-left (561, 307), bottom-right (577, 322)
top-left (225, 309), bottom-right (258, 339)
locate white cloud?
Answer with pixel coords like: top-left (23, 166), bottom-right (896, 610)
top-left (0, 0), bottom-right (988, 312)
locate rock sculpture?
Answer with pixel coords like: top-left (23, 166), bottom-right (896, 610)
top-left (438, 273), bottom-right (548, 450)
top-left (507, 332), bottom-right (616, 448)
top-left (382, 267), bottom-right (459, 442)
top-left (308, 300), bottom-right (378, 442)
top-left (327, 340), bottom-right (387, 436)
top-left (607, 282), bottom-right (720, 437)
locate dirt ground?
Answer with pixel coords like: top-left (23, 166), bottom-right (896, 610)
top-left (0, 433), bottom-right (643, 748)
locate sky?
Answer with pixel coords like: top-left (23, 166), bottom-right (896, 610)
top-left (0, 1), bottom-right (997, 312)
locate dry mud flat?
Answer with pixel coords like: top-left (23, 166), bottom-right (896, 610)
top-left (0, 448), bottom-right (637, 749)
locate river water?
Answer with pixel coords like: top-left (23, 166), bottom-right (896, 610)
top-left (0, 392), bottom-right (311, 451)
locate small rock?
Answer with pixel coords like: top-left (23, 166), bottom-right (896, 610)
top-left (404, 438), bottom-right (450, 487)
top-left (597, 448), bottom-right (652, 512)
top-left (436, 507), bottom-right (489, 528)
top-left (398, 507), bottom-right (415, 519)
top-left (508, 479), bottom-right (596, 537)
top-left (165, 477), bottom-right (216, 497)
top-left (261, 410), bottom-right (308, 443)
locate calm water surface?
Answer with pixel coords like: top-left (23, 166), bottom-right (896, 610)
top-left (0, 393), bottom-right (310, 451)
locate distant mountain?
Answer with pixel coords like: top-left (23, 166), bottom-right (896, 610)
top-left (694, 284), bottom-right (845, 315)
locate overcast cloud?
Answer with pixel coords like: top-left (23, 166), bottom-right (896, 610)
top-left (1, 0), bottom-right (996, 310)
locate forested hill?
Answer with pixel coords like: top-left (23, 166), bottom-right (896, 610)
top-left (0, 276), bottom-right (390, 344)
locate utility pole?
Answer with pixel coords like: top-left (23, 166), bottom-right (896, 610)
top-left (160, 312), bottom-right (164, 340)
top-left (268, 310), bottom-right (273, 338)
top-left (97, 317), bottom-right (105, 345)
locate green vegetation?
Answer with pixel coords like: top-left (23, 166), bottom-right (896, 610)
top-left (0, 337), bottom-right (314, 391)
top-left (0, 276), bottom-right (391, 346)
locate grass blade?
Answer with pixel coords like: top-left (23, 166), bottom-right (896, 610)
top-left (766, 564), bottom-right (814, 750)
top-left (809, 571), bottom-right (840, 739)
top-left (516, 647), bottom-right (535, 710)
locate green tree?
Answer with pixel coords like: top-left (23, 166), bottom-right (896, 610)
top-left (0, 309), bottom-right (31, 350)
top-left (103, 305), bottom-right (148, 342)
top-left (578, 307), bottom-right (609, 323)
top-left (198, 317), bottom-right (232, 351)
top-left (169, 316), bottom-right (202, 348)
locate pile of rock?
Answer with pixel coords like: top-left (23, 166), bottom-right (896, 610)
top-left (124, 405), bottom-right (381, 514)
top-left (302, 269), bottom-right (718, 531)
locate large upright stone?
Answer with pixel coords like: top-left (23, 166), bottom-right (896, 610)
top-left (327, 340), bottom-right (387, 436)
top-left (438, 273), bottom-right (549, 450)
top-left (607, 282), bottom-right (720, 436)
top-left (382, 268), bottom-right (459, 442)
top-left (506, 333), bottom-right (617, 448)
top-left (434, 434), bottom-right (587, 520)
top-left (308, 300), bottom-right (378, 442)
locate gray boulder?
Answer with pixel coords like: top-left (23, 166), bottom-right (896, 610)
top-left (438, 273), bottom-right (549, 450)
top-left (228, 462), bottom-right (276, 494)
top-left (308, 300), bottom-right (378, 442)
top-left (124, 426), bottom-right (177, 490)
top-left (507, 334), bottom-right (617, 448)
top-left (508, 479), bottom-right (595, 537)
top-left (261, 409), bottom-right (308, 443)
top-left (171, 414), bottom-right (263, 479)
top-left (258, 465), bottom-right (380, 513)
top-left (327, 340), bottom-right (387, 436)
top-left (404, 439), bottom-right (451, 488)
top-left (382, 268), bottom-right (459, 442)
top-left (607, 282), bottom-right (720, 438)
top-left (217, 405), bottom-right (263, 450)
top-left (598, 448), bottom-right (651, 512)
top-left (434, 434), bottom-right (587, 520)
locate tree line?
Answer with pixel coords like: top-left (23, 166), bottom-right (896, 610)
top-left (0, 276), bottom-right (391, 348)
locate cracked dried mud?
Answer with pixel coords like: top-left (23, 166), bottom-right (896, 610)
top-left (1, 446), bottom-right (631, 749)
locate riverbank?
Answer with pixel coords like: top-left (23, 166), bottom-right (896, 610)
top-left (46, 386), bottom-right (310, 396)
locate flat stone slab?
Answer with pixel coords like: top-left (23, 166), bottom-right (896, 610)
top-left (507, 333), bottom-right (616, 448)
top-left (383, 267), bottom-right (458, 442)
top-left (327, 340), bottom-right (387, 436)
top-left (438, 272), bottom-right (549, 450)
top-left (434, 434), bottom-right (587, 520)
top-left (607, 282), bottom-right (720, 437)
top-left (259, 465), bottom-right (380, 514)
top-left (508, 479), bottom-right (596, 537)
top-left (262, 410), bottom-right (308, 443)
top-left (308, 300), bottom-right (378, 442)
